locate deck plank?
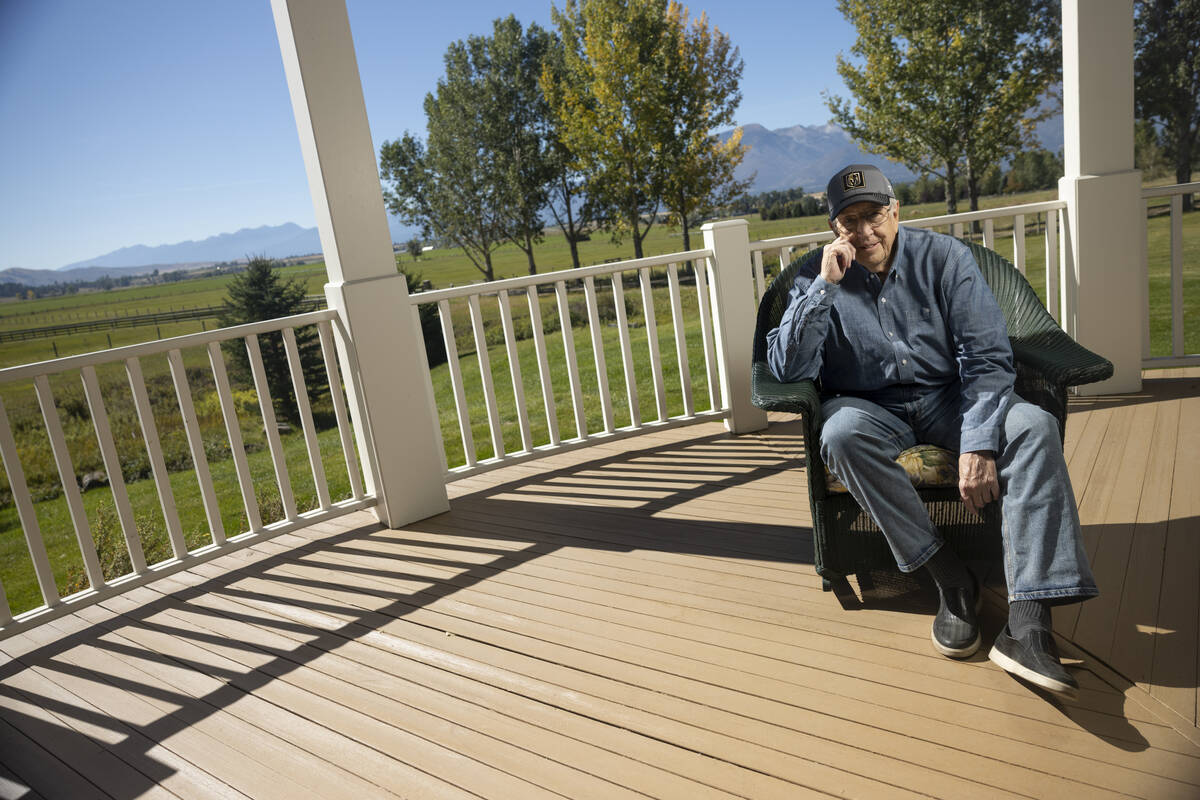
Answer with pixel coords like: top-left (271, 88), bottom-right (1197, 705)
top-left (1150, 391), bottom-right (1200, 728)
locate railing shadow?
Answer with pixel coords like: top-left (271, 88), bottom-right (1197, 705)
top-left (0, 424), bottom-right (817, 797)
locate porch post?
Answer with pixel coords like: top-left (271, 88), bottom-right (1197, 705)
top-left (271, 0), bottom-right (449, 525)
top-left (701, 219), bottom-right (768, 434)
top-left (1059, 0), bottom-right (1143, 394)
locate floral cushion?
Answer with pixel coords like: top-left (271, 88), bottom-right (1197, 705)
top-left (825, 444), bottom-right (958, 494)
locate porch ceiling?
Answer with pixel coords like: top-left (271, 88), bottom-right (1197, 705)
top-left (1, 370), bottom-right (1199, 798)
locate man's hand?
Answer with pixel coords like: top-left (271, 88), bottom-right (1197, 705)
top-left (821, 233), bottom-right (855, 284)
top-left (959, 451), bottom-right (999, 516)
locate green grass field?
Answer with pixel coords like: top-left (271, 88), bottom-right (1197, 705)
top-left (0, 186), bottom-right (1196, 618)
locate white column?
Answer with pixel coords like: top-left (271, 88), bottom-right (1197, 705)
top-left (1059, 0), bottom-right (1143, 394)
top-left (701, 220), bottom-right (768, 434)
top-left (271, 0), bottom-right (448, 525)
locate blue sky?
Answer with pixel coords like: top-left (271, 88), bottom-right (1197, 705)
top-left (0, 1), bottom-right (856, 271)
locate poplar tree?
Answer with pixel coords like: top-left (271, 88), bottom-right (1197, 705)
top-left (544, 0), bottom-right (673, 259)
top-left (380, 17), bottom-right (552, 281)
top-left (825, 0), bottom-right (1060, 213)
top-left (658, 3), bottom-right (750, 251)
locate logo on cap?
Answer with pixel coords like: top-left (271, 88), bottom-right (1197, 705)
top-left (842, 171), bottom-right (865, 190)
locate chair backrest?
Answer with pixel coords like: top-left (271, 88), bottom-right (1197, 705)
top-left (751, 240), bottom-right (1055, 363)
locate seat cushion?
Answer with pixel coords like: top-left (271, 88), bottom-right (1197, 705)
top-left (826, 444), bottom-right (959, 494)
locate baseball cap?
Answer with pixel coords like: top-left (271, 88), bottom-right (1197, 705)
top-left (826, 164), bottom-right (896, 220)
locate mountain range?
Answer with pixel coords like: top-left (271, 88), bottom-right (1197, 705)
top-left (4, 117), bottom-right (1064, 284)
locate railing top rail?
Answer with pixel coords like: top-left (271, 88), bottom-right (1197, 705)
top-left (0, 309), bottom-right (337, 384)
top-left (414, 248), bottom-right (713, 304)
top-left (901, 199), bottom-right (1066, 229)
top-left (750, 231), bottom-right (834, 251)
top-left (749, 199), bottom-right (1068, 253)
top-left (1141, 181), bottom-right (1200, 199)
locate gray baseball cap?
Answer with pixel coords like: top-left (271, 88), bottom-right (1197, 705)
top-left (826, 164), bottom-right (895, 220)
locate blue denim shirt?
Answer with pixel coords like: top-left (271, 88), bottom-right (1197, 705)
top-left (766, 225), bottom-right (1015, 453)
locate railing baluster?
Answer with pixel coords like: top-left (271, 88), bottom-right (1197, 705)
top-left (609, 272), bottom-right (640, 429)
top-left (245, 334), bottom-right (297, 522)
top-left (526, 287), bottom-right (560, 446)
top-left (639, 267), bottom-right (667, 422)
top-left (1170, 194), bottom-right (1184, 357)
top-left (437, 299), bottom-right (476, 468)
top-left (583, 276), bottom-right (614, 434)
top-left (555, 280), bottom-right (586, 439)
top-left (166, 349), bottom-right (225, 545)
top-left (126, 356), bottom-right (187, 558)
top-left (207, 341), bottom-right (261, 532)
top-left (695, 257), bottom-right (720, 410)
top-left (1013, 214), bottom-right (1026, 275)
top-left (283, 327), bottom-right (330, 511)
top-left (951, 222), bottom-right (963, 238)
top-left (1045, 210), bottom-right (1060, 324)
top-left (496, 291), bottom-right (532, 453)
top-left (752, 250), bottom-right (766, 301)
top-left (0, 397), bottom-right (58, 608)
top-left (983, 218), bottom-right (995, 249)
top-left (317, 321), bottom-right (363, 498)
top-left (667, 263), bottom-right (694, 417)
top-left (0, 574), bottom-right (10, 626)
top-left (467, 293), bottom-right (504, 460)
top-left (81, 366), bottom-right (145, 573)
top-left (34, 375), bottom-right (104, 590)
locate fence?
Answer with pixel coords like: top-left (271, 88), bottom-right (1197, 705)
top-left (0, 309), bottom-right (374, 639)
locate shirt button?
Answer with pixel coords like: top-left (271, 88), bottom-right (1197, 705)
top-left (881, 298), bottom-right (887, 303)
top-left (888, 332), bottom-right (893, 337)
top-left (819, 289), bottom-right (825, 295)
top-left (902, 359), bottom-right (908, 365)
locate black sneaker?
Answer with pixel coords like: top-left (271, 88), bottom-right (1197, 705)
top-left (931, 569), bottom-right (980, 658)
top-left (989, 625), bottom-right (1079, 699)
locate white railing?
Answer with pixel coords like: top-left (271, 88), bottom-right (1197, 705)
top-left (0, 310), bottom-right (375, 639)
top-left (411, 249), bottom-right (729, 479)
top-left (1141, 181), bottom-right (1200, 368)
top-left (749, 200), bottom-right (1071, 325)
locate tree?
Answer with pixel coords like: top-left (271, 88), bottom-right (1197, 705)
top-left (398, 265), bottom-right (447, 368)
top-left (541, 28), bottom-right (595, 268)
top-left (1003, 148), bottom-right (1062, 193)
top-left (406, 237), bottom-right (423, 260)
top-left (1135, 0), bottom-right (1200, 210)
top-left (825, 0), bottom-right (1060, 213)
top-left (218, 255), bottom-right (324, 425)
top-left (657, 4), bottom-right (750, 251)
top-left (1134, 119), bottom-right (1171, 180)
top-left (380, 17), bottom-right (553, 281)
top-left (544, 0), bottom-right (677, 259)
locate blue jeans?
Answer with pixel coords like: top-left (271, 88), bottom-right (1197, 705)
top-left (819, 382), bottom-right (1098, 603)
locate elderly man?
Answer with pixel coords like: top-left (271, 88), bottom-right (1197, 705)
top-left (767, 164), bottom-right (1097, 698)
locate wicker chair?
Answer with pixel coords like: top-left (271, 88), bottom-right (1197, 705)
top-left (751, 241), bottom-right (1114, 593)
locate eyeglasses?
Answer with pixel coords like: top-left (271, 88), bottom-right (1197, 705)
top-left (835, 206), bottom-right (891, 233)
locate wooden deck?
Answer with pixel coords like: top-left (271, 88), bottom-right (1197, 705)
top-left (1, 369), bottom-right (1199, 799)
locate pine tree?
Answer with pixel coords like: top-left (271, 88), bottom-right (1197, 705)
top-left (218, 255), bottom-right (324, 425)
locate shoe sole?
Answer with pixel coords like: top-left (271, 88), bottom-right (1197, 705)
top-left (988, 643), bottom-right (1079, 700)
top-left (931, 629), bottom-right (980, 659)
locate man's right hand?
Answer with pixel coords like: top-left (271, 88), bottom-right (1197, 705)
top-left (821, 233), bottom-right (855, 284)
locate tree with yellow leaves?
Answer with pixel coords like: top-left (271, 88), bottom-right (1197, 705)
top-left (544, 0), bottom-right (748, 258)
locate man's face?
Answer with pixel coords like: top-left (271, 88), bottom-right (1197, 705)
top-left (831, 200), bottom-right (900, 273)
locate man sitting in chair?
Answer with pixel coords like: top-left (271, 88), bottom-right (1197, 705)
top-left (766, 163), bottom-right (1097, 698)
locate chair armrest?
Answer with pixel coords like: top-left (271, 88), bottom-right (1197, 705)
top-left (751, 362), bottom-right (822, 422)
top-left (1010, 330), bottom-right (1114, 388)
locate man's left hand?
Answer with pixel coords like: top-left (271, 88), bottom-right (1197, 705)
top-left (959, 451), bottom-right (999, 515)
